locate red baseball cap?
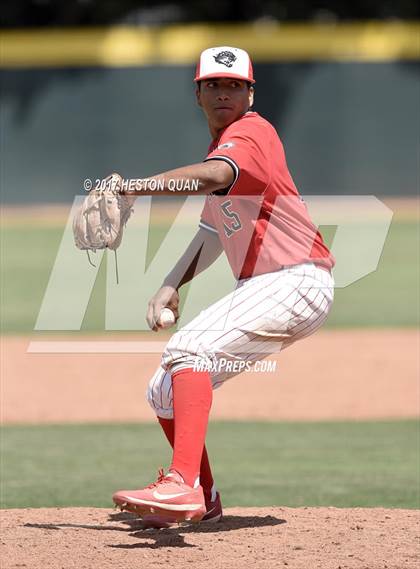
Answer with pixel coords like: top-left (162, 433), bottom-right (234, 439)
top-left (194, 46), bottom-right (255, 84)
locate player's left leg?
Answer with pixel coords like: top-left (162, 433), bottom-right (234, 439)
top-left (113, 367), bottom-right (215, 523)
top-left (146, 365), bottom-right (218, 508)
top-left (133, 416), bottom-right (221, 528)
top-left (168, 367), bottom-right (212, 488)
top-left (158, 417), bottom-right (220, 515)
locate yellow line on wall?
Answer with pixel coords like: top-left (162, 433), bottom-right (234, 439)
top-left (0, 22), bottom-right (419, 68)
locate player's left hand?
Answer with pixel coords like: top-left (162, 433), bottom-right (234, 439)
top-left (147, 286), bottom-right (180, 331)
top-left (73, 172), bottom-right (132, 252)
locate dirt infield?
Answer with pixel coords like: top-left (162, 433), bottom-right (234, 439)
top-left (1, 506), bottom-right (419, 569)
top-left (2, 329), bottom-right (418, 423)
top-left (2, 328), bottom-right (419, 567)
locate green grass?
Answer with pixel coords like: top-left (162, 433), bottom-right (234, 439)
top-left (326, 221), bottom-right (420, 327)
top-left (1, 421), bottom-right (418, 509)
top-left (1, 220), bottom-right (419, 331)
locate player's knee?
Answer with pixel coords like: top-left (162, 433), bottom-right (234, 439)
top-left (146, 388), bottom-right (174, 419)
top-left (146, 381), bottom-right (156, 412)
top-left (146, 371), bottom-right (174, 419)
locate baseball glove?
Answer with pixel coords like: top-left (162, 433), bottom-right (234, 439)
top-left (73, 174), bottom-right (133, 279)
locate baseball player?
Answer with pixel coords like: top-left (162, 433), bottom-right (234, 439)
top-left (112, 46), bottom-right (335, 526)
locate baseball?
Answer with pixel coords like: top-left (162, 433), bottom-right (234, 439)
top-left (158, 307), bottom-right (176, 329)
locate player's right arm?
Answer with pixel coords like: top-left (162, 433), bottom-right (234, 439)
top-left (146, 228), bottom-right (223, 331)
top-left (164, 227), bottom-right (223, 289)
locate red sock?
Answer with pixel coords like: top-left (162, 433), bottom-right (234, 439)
top-left (167, 368), bottom-right (212, 487)
top-left (158, 416), bottom-right (215, 499)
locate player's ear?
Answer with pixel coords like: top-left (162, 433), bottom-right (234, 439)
top-left (248, 86), bottom-right (254, 109)
top-left (195, 86), bottom-right (202, 107)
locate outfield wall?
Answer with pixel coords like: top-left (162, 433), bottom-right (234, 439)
top-left (1, 23), bottom-right (419, 203)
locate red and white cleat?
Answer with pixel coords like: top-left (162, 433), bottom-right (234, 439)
top-left (202, 489), bottom-right (223, 523)
top-left (113, 469), bottom-right (206, 524)
top-left (138, 487), bottom-right (223, 529)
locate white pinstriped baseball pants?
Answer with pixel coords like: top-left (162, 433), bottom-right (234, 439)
top-left (147, 262), bottom-right (334, 418)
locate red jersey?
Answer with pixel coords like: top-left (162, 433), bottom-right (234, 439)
top-left (199, 111), bottom-right (335, 279)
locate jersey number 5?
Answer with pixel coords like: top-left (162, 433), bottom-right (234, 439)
top-left (221, 200), bottom-right (242, 238)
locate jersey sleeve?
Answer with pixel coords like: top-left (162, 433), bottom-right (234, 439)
top-left (199, 195), bottom-right (218, 234)
top-left (204, 119), bottom-right (271, 195)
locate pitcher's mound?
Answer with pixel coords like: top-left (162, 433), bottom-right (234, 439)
top-left (1, 507), bottom-right (418, 569)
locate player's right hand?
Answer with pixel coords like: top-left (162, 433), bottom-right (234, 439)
top-left (147, 286), bottom-right (180, 332)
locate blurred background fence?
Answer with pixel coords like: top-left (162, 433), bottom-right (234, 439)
top-left (1, 2), bottom-right (419, 203)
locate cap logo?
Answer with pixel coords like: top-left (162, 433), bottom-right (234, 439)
top-left (213, 51), bottom-right (237, 68)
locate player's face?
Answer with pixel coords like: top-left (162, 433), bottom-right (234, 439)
top-left (196, 78), bottom-right (254, 133)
